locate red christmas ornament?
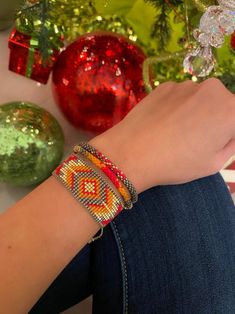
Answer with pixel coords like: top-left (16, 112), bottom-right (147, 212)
top-left (8, 29), bottom-right (60, 84)
top-left (52, 32), bottom-right (147, 133)
top-left (231, 31), bottom-right (235, 51)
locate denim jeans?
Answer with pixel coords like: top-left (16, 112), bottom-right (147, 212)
top-left (30, 173), bottom-right (235, 314)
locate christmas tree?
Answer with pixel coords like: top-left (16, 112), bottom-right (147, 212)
top-left (8, 0), bottom-right (235, 92)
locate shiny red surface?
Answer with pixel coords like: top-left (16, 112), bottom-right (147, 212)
top-left (8, 29), bottom-right (59, 84)
top-left (52, 32), bottom-right (147, 133)
top-left (231, 31), bottom-right (235, 50)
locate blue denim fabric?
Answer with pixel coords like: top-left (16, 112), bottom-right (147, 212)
top-left (29, 173), bottom-right (235, 314)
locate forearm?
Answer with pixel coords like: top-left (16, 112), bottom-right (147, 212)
top-left (1, 78), bottom-right (230, 313)
top-left (0, 175), bottom-right (100, 313)
top-left (0, 128), bottom-right (143, 313)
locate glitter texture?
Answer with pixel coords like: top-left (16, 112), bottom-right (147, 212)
top-left (0, 101), bottom-right (64, 186)
top-left (184, 0), bottom-right (235, 77)
top-left (52, 32), bottom-right (146, 133)
top-left (8, 29), bottom-right (61, 84)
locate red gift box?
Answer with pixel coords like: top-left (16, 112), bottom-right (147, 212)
top-left (8, 28), bottom-right (60, 84)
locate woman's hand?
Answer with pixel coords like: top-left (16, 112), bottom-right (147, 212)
top-left (89, 78), bottom-right (235, 193)
top-left (1, 78), bottom-right (234, 313)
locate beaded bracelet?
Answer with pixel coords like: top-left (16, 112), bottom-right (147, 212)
top-left (52, 154), bottom-right (124, 227)
top-left (74, 142), bottom-right (138, 204)
top-left (73, 145), bottom-right (133, 209)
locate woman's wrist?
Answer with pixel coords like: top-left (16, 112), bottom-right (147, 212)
top-left (88, 126), bottom-right (147, 195)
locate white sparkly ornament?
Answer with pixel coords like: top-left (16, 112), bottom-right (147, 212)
top-left (219, 10), bottom-right (235, 34)
top-left (184, 46), bottom-right (215, 77)
top-left (199, 6), bottom-right (224, 34)
top-left (217, 0), bottom-right (235, 10)
top-left (184, 0), bottom-right (235, 77)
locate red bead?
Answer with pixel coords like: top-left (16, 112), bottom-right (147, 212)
top-left (52, 32), bottom-right (147, 133)
top-left (231, 31), bottom-right (235, 50)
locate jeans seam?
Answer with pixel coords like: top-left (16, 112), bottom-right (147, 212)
top-left (110, 221), bottom-right (128, 314)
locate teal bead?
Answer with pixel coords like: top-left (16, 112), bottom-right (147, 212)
top-left (0, 102), bottom-right (64, 186)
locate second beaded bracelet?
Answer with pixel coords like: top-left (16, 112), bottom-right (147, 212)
top-left (73, 145), bottom-right (133, 209)
top-left (74, 142), bottom-right (138, 205)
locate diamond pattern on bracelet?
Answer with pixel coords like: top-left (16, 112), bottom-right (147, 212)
top-left (53, 154), bottom-right (124, 227)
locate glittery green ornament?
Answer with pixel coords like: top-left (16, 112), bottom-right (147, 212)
top-left (0, 102), bottom-right (64, 186)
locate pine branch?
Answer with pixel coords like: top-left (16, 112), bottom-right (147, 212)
top-left (145, 0), bottom-right (183, 9)
top-left (16, 0), bottom-right (64, 62)
top-left (145, 0), bottom-right (183, 51)
top-left (218, 72), bottom-right (235, 93)
top-left (38, 0), bottom-right (50, 61)
top-left (152, 4), bottom-right (171, 51)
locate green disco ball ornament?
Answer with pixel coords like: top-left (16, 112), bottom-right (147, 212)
top-left (0, 101), bottom-right (64, 186)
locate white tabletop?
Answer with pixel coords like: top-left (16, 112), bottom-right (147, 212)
top-left (0, 29), bottom-right (93, 212)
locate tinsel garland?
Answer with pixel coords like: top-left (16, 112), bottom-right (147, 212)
top-left (16, 0), bottom-right (139, 59)
top-left (15, 0), bottom-right (219, 56)
top-left (16, 0), bottom-right (64, 60)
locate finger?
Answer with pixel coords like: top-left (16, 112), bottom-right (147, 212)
top-left (200, 78), bottom-right (234, 96)
top-left (155, 81), bottom-right (177, 95)
top-left (177, 79), bottom-right (200, 97)
top-left (181, 79), bottom-right (199, 85)
top-left (141, 81), bottom-right (177, 109)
